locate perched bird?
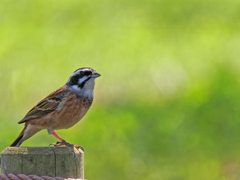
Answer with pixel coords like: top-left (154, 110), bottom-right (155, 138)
top-left (10, 67), bottom-right (100, 148)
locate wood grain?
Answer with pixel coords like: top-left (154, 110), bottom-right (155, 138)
top-left (0, 147), bottom-right (84, 179)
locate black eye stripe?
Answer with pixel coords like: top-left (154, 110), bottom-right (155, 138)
top-left (67, 69), bottom-right (94, 88)
top-left (69, 74), bottom-right (81, 85)
top-left (68, 71), bottom-right (92, 86)
top-left (80, 70), bottom-right (92, 76)
top-left (84, 71), bottom-right (92, 75)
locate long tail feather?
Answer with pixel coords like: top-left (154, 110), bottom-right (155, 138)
top-left (10, 125), bottom-right (27, 147)
top-left (10, 134), bottom-right (24, 146)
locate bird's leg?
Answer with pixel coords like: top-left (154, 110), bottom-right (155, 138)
top-left (51, 130), bottom-right (64, 141)
top-left (50, 131), bottom-right (84, 151)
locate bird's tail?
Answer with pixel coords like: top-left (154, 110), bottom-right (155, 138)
top-left (10, 125), bottom-right (27, 147)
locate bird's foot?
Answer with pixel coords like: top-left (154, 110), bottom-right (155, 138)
top-left (50, 140), bottom-right (84, 151)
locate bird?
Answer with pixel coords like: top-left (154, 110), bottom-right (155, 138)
top-left (10, 67), bottom-right (101, 149)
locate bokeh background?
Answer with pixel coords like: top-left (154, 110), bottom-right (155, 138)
top-left (1, 0), bottom-right (240, 179)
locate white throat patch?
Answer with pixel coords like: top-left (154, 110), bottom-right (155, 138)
top-left (68, 78), bottom-right (95, 98)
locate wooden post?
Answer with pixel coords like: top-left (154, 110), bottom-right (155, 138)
top-left (0, 147), bottom-right (84, 179)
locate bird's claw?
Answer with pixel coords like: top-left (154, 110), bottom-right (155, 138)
top-left (49, 140), bottom-right (84, 151)
top-left (49, 141), bottom-right (62, 147)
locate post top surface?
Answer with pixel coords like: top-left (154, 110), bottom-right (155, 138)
top-left (1, 146), bottom-right (84, 155)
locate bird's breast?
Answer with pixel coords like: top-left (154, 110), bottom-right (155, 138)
top-left (52, 92), bottom-right (93, 130)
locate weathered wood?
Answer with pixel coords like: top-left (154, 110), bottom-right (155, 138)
top-left (0, 147), bottom-right (84, 179)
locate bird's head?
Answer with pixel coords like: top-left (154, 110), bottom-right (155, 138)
top-left (66, 67), bottom-right (101, 97)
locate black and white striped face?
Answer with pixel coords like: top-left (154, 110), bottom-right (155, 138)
top-left (66, 67), bottom-right (101, 96)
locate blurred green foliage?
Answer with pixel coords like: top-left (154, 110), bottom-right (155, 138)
top-left (1, 0), bottom-right (240, 179)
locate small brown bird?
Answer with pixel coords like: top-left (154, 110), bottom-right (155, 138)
top-left (10, 67), bottom-right (100, 148)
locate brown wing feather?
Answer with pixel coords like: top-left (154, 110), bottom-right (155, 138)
top-left (18, 86), bottom-right (69, 124)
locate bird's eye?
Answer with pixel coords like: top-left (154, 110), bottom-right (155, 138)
top-left (80, 71), bottom-right (85, 75)
top-left (80, 70), bottom-right (92, 76)
top-left (85, 71), bottom-right (92, 75)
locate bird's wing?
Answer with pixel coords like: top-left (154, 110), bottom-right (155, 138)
top-left (18, 86), bottom-right (69, 124)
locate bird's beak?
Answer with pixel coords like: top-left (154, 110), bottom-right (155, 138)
top-left (91, 72), bottom-right (101, 78)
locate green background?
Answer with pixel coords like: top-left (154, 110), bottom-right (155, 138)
top-left (1, 0), bottom-right (240, 179)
